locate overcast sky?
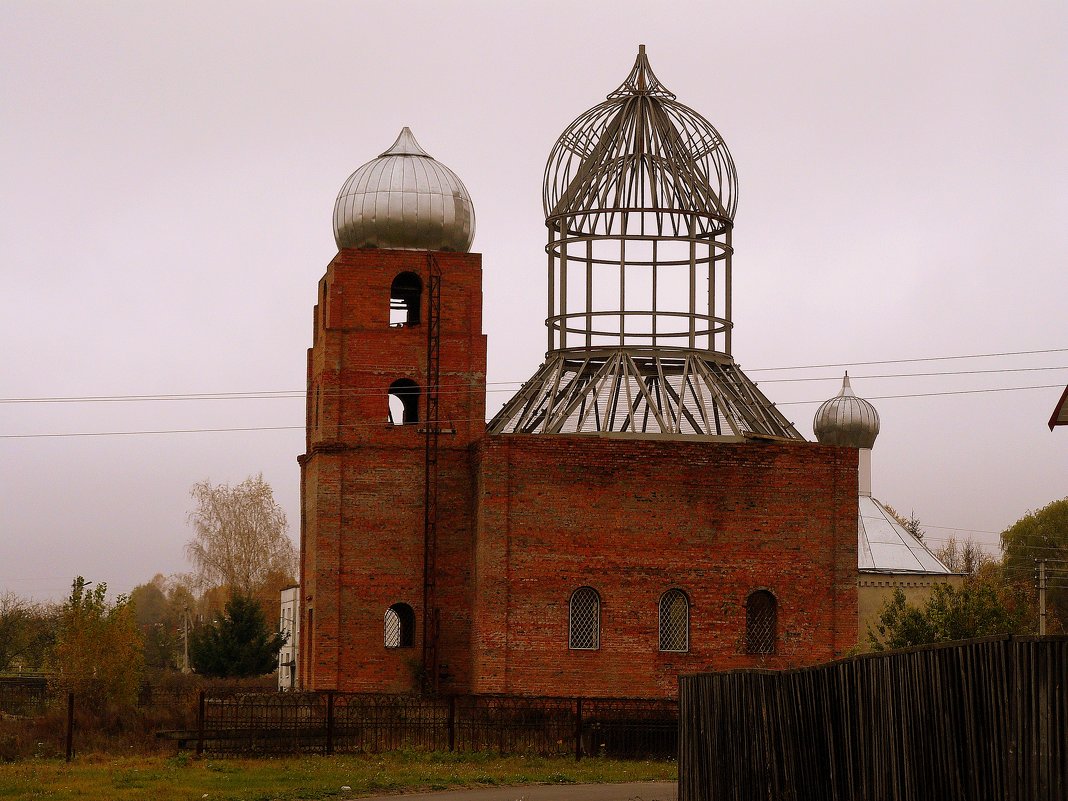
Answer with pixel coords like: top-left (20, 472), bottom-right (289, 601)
top-left (2, 1), bottom-right (1066, 602)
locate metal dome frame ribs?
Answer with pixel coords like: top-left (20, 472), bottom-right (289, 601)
top-left (489, 46), bottom-right (801, 441)
top-left (543, 45), bottom-right (737, 355)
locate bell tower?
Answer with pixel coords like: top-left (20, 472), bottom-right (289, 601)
top-left (299, 128), bottom-right (486, 693)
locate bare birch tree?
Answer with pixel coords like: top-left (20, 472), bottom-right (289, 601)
top-left (185, 474), bottom-right (297, 596)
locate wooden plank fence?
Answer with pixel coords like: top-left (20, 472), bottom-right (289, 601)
top-left (679, 635), bottom-right (1067, 801)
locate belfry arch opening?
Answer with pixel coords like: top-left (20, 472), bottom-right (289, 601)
top-left (390, 272), bottom-right (422, 327)
top-left (388, 379), bottom-right (420, 425)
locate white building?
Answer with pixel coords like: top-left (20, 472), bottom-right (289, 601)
top-left (278, 585), bottom-right (300, 690)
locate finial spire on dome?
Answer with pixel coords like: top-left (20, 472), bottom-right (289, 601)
top-left (608, 44), bottom-right (676, 99)
top-left (840, 371), bottom-right (855, 397)
top-left (379, 127), bottom-right (431, 158)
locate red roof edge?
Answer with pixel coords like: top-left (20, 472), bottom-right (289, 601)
top-left (1050, 384), bottom-right (1068, 431)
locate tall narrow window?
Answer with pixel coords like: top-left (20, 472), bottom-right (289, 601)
top-left (390, 272), bottom-right (422, 326)
top-left (659, 589), bottom-right (689, 652)
top-left (387, 379), bottom-right (420, 425)
top-left (569, 587), bottom-right (600, 650)
top-left (746, 590), bottom-right (777, 654)
top-left (384, 602), bottom-right (415, 648)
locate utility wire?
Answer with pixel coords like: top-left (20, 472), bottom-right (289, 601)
top-left (1, 375), bottom-right (1064, 406)
top-left (747, 347), bottom-right (1068, 372)
top-left (0, 379), bottom-right (1062, 439)
top-left (2, 348), bottom-right (1066, 404)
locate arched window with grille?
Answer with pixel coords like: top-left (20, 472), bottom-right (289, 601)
top-left (659, 589), bottom-right (689, 652)
top-left (568, 587), bottom-right (600, 650)
top-left (746, 590), bottom-right (777, 654)
top-left (384, 602), bottom-right (415, 648)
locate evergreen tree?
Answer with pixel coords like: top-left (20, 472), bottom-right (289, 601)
top-left (189, 593), bottom-right (285, 678)
top-left (868, 571), bottom-right (1027, 651)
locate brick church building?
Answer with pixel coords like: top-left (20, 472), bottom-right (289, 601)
top-left (298, 48), bottom-right (858, 699)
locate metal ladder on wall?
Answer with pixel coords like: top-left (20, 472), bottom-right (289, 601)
top-left (422, 254), bottom-right (442, 694)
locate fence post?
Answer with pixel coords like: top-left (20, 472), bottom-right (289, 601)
top-left (65, 692), bottom-right (74, 762)
top-left (447, 695), bottom-right (456, 752)
top-left (326, 691), bottom-right (335, 755)
top-left (196, 690), bottom-right (205, 756)
top-left (575, 697), bottom-right (584, 761)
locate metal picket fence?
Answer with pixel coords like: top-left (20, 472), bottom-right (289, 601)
top-left (190, 690), bottom-right (678, 759)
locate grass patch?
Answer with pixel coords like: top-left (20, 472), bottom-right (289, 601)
top-left (0, 751), bottom-right (675, 800)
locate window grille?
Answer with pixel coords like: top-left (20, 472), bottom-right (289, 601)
top-left (384, 602), bottom-right (415, 649)
top-left (746, 590), bottom-right (777, 654)
top-left (569, 587), bottom-right (600, 650)
top-left (659, 589), bottom-right (689, 652)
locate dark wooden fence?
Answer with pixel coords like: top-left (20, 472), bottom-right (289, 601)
top-left (679, 635), bottom-right (1068, 801)
top-left (192, 691), bottom-right (677, 759)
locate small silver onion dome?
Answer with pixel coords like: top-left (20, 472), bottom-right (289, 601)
top-left (813, 373), bottom-right (880, 449)
top-left (333, 127), bottom-right (475, 252)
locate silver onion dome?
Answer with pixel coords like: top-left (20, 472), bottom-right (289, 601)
top-left (333, 127), bottom-right (475, 252)
top-left (813, 373), bottom-right (880, 449)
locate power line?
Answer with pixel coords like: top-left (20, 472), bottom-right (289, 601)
top-left (2, 348), bottom-right (1065, 404)
top-left (1, 379), bottom-right (1061, 439)
top-left (759, 365), bottom-right (1068, 384)
top-left (747, 347), bottom-right (1068, 373)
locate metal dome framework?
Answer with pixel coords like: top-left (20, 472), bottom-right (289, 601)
top-left (544, 45), bottom-right (737, 355)
top-left (490, 47), bottom-right (800, 440)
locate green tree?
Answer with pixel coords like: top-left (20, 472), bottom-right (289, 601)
top-left (189, 593), bottom-right (285, 678)
top-left (868, 569), bottom-right (1028, 651)
top-left (883, 504), bottom-right (925, 541)
top-left (0, 593), bottom-right (57, 672)
top-left (48, 577), bottom-right (144, 710)
top-left (1001, 497), bottom-right (1068, 632)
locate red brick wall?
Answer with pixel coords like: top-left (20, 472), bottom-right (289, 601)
top-left (299, 248), bottom-right (486, 693)
top-left (472, 435), bottom-right (858, 698)
top-left (299, 248), bottom-right (859, 700)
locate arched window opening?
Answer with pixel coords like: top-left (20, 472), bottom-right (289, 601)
top-left (388, 379), bottom-right (420, 425)
top-left (390, 272), bottom-right (422, 327)
top-left (746, 590), bottom-right (777, 655)
top-left (384, 602), bottom-right (415, 648)
top-left (569, 587), bottom-right (600, 650)
top-left (659, 589), bottom-right (689, 652)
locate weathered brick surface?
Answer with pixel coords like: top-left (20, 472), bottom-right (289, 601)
top-left (299, 247), bottom-right (858, 700)
top-left (299, 248), bottom-right (485, 694)
top-left (471, 436), bottom-right (858, 698)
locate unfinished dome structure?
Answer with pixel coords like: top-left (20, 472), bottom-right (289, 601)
top-left (490, 47), bottom-right (800, 438)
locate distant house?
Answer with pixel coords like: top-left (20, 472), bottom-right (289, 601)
top-left (1050, 385), bottom-right (1068, 430)
top-left (278, 586), bottom-right (299, 690)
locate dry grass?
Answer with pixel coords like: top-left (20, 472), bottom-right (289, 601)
top-left (0, 750), bottom-right (675, 800)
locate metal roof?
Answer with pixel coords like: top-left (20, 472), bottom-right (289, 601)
top-left (859, 495), bottom-right (954, 574)
top-left (333, 127), bottom-right (475, 253)
top-left (813, 373), bottom-right (880, 449)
